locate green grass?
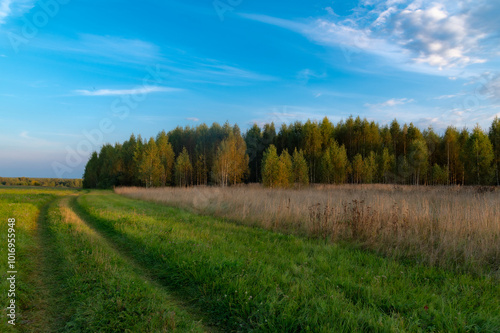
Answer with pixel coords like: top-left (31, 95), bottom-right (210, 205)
top-left (76, 191), bottom-right (500, 332)
top-left (39, 197), bottom-right (205, 332)
top-left (1, 188), bottom-right (498, 332)
top-left (0, 189), bottom-right (208, 332)
top-left (0, 188), bottom-right (77, 332)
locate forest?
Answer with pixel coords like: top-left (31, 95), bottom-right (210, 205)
top-left (82, 116), bottom-right (500, 188)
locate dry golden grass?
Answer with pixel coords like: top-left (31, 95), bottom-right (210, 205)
top-left (116, 184), bottom-right (500, 275)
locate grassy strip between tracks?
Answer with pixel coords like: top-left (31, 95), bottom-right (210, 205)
top-left (38, 196), bottom-right (207, 332)
top-left (76, 191), bottom-right (500, 332)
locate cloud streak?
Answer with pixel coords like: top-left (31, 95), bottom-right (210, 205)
top-left (74, 86), bottom-right (182, 96)
top-left (365, 98), bottom-right (414, 108)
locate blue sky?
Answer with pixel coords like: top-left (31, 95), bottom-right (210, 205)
top-left (1, 0), bottom-right (499, 178)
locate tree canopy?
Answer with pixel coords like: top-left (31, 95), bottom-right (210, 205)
top-left (82, 117), bottom-right (500, 188)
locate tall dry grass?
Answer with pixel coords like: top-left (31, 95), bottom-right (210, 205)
top-left (116, 184), bottom-right (500, 275)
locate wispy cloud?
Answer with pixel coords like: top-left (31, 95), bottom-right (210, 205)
top-left (186, 117), bottom-right (200, 122)
top-left (434, 93), bottom-right (463, 100)
top-left (74, 86), bottom-right (182, 96)
top-left (249, 105), bottom-right (346, 127)
top-left (297, 69), bottom-right (327, 83)
top-left (163, 59), bottom-right (277, 85)
top-left (19, 33), bottom-right (275, 85)
top-left (31, 34), bottom-right (162, 65)
top-left (365, 98), bottom-right (414, 108)
top-left (15, 130), bottom-right (62, 148)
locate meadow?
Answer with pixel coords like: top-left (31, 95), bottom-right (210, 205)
top-left (0, 187), bottom-right (499, 331)
top-left (116, 184), bottom-right (500, 276)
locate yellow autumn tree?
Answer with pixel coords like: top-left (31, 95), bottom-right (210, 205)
top-left (213, 131), bottom-right (249, 186)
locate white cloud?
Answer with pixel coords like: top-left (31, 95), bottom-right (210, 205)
top-left (0, 0), bottom-right (13, 24)
top-left (74, 86), bottom-right (181, 96)
top-left (242, 1), bottom-right (499, 74)
top-left (186, 117), bottom-right (200, 122)
top-left (0, 0), bottom-right (35, 24)
top-left (365, 98), bottom-right (414, 107)
top-left (394, 4), bottom-right (486, 69)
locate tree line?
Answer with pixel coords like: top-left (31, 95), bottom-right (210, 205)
top-left (0, 177), bottom-right (82, 188)
top-left (83, 116), bottom-right (500, 188)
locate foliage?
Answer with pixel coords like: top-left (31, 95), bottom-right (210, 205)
top-left (292, 148), bottom-right (309, 186)
top-left (82, 118), bottom-right (500, 188)
top-left (212, 130), bottom-right (249, 186)
top-left (465, 125), bottom-right (494, 185)
top-left (175, 147), bottom-right (192, 187)
top-left (261, 144), bottom-right (280, 188)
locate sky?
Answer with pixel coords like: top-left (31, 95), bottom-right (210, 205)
top-left (0, 0), bottom-right (499, 178)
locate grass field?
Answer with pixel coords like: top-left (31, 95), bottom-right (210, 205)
top-left (1, 187), bottom-right (499, 332)
top-left (117, 185), bottom-right (500, 276)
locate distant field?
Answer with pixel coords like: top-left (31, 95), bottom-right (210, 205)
top-left (1, 187), bottom-right (499, 332)
top-left (117, 184), bottom-right (500, 276)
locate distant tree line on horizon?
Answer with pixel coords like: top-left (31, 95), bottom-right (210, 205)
top-left (0, 177), bottom-right (82, 188)
top-left (82, 116), bottom-right (500, 188)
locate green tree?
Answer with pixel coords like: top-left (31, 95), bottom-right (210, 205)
top-left (195, 154), bottom-right (208, 185)
top-left (431, 164), bottom-right (448, 185)
top-left (175, 147), bottom-right (192, 187)
top-left (262, 145), bottom-right (280, 188)
top-left (352, 154), bottom-right (364, 184)
top-left (292, 148), bottom-right (309, 187)
top-left (82, 152), bottom-right (99, 188)
top-left (489, 117), bottom-right (500, 185)
top-left (423, 126), bottom-right (441, 183)
top-left (302, 120), bottom-right (322, 183)
top-left (378, 147), bottom-right (394, 183)
top-left (390, 119), bottom-right (401, 156)
top-left (443, 127), bottom-right (460, 184)
top-left (408, 139), bottom-right (429, 185)
top-left (363, 151), bottom-right (377, 183)
top-left (465, 125), bottom-right (494, 185)
top-left (319, 117), bottom-right (335, 151)
top-left (133, 135), bottom-right (145, 185)
top-left (321, 141), bottom-right (350, 184)
top-left (276, 149), bottom-right (293, 188)
top-left (458, 128), bottom-right (469, 185)
top-left (120, 134), bottom-right (138, 186)
top-left (245, 123), bottom-right (264, 183)
top-left (97, 144), bottom-right (122, 188)
top-left (156, 131), bottom-right (175, 186)
top-left (139, 138), bottom-right (163, 187)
